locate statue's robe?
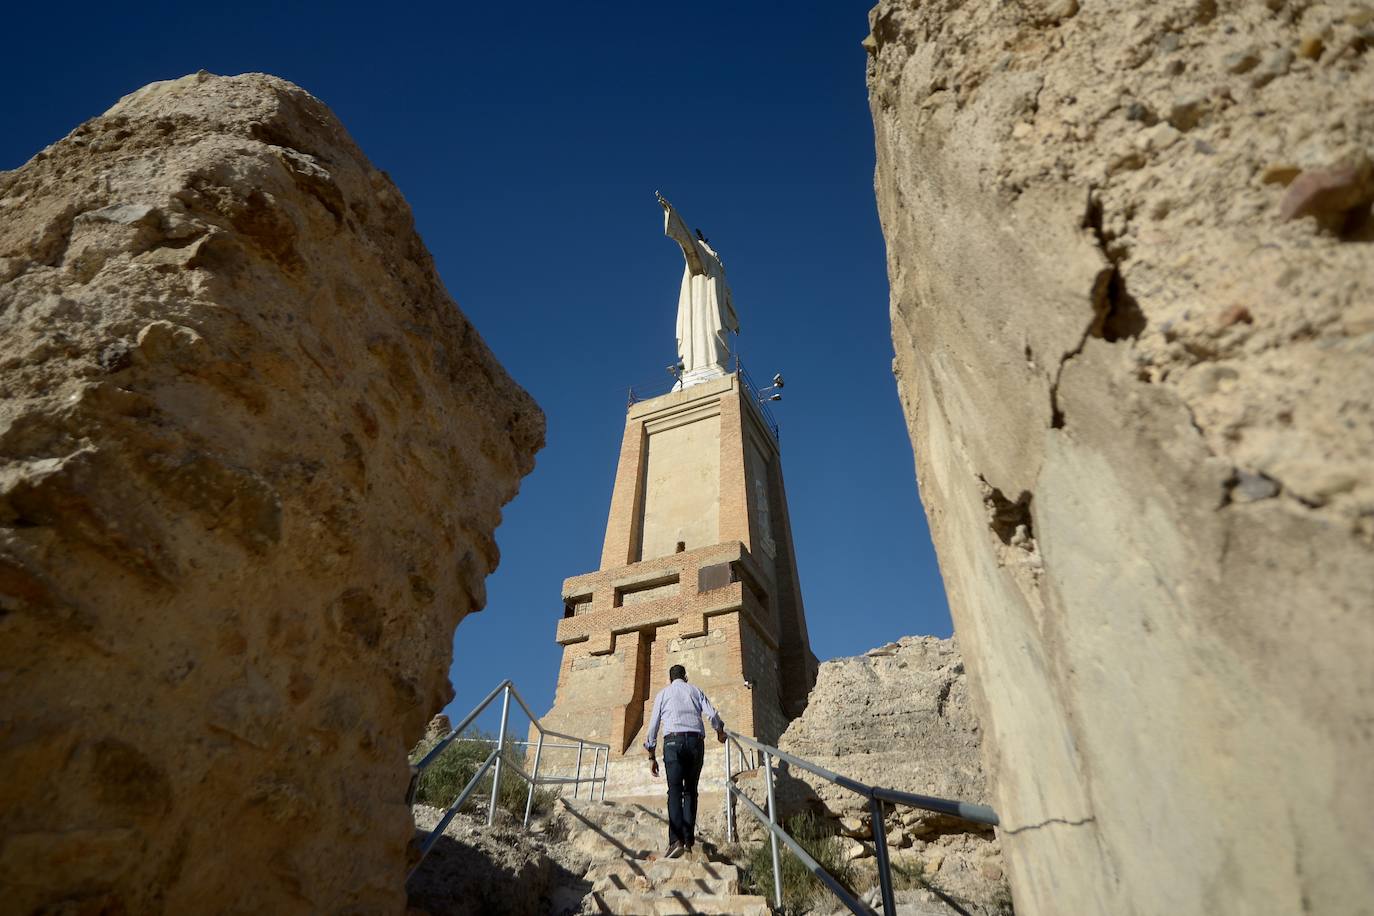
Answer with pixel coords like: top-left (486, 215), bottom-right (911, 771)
top-left (663, 204), bottom-right (739, 377)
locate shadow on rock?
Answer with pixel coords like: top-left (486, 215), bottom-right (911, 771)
top-left (406, 825), bottom-right (589, 916)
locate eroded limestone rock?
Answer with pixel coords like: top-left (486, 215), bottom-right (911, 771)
top-left (869, 1), bottom-right (1373, 913)
top-left (0, 72), bottom-right (543, 913)
top-left (770, 636), bottom-right (1008, 915)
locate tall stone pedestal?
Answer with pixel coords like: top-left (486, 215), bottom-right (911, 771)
top-left (539, 374), bottom-right (816, 796)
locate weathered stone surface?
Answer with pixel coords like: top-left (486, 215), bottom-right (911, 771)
top-left (409, 806), bottom-right (589, 916)
top-left (766, 636), bottom-right (1008, 915)
top-left (424, 714), bottom-right (455, 743)
top-left (869, 2), bottom-right (1373, 914)
top-left (1279, 152), bottom-right (1374, 232)
top-left (0, 72), bottom-right (542, 914)
top-left (775, 639), bottom-right (985, 824)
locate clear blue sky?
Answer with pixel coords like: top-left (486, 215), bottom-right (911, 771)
top-left (4, 2), bottom-right (951, 732)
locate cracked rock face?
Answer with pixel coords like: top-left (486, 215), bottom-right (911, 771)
top-left (868, 2), bottom-right (1373, 913)
top-left (0, 72), bottom-right (543, 914)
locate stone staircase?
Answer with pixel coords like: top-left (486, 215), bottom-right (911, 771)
top-left (560, 797), bottom-right (770, 915)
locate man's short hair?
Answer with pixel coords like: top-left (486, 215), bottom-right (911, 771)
top-left (669, 664), bottom-right (687, 682)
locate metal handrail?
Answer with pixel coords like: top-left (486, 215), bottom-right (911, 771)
top-left (734, 787), bottom-right (860, 910)
top-left (411, 747), bottom-right (500, 867)
top-left (736, 361), bottom-right (781, 442)
top-left (625, 354), bottom-right (781, 444)
top-left (407, 680), bottom-right (611, 879)
top-left (455, 737), bottom-right (592, 751)
top-left (721, 732), bottom-right (760, 844)
top-left (723, 728), bottom-right (1000, 915)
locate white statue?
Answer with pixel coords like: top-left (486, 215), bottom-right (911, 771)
top-left (657, 193), bottom-right (739, 388)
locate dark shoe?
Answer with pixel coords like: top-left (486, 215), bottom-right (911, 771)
top-left (664, 842), bottom-right (685, 859)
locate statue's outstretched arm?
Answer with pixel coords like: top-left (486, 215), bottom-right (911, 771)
top-left (657, 193), bottom-right (705, 274)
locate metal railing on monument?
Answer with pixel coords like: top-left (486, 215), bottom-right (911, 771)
top-left (722, 729), bottom-right (1000, 915)
top-left (625, 353), bottom-right (781, 442)
top-left (405, 679), bottom-right (609, 878)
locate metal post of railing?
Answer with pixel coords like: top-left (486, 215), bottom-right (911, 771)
top-left (573, 740), bottom-right (584, 799)
top-left (598, 746), bottom-right (608, 801)
top-left (764, 751), bottom-right (782, 910)
top-left (714, 727), bottom-right (998, 916)
top-left (870, 796), bottom-right (897, 915)
top-left (487, 684), bottom-right (511, 826)
top-left (523, 729), bottom-right (545, 829)
top-left (725, 740), bottom-right (736, 843)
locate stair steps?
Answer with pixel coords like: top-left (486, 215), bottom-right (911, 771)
top-left (587, 858), bottom-right (741, 895)
top-left (561, 797), bottom-right (771, 915)
top-left (585, 890), bottom-right (771, 915)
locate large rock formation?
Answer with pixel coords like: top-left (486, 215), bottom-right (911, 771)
top-left (771, 636), bottom-right (1008, 915)
top-left (869, 2), bottom-right (1373, 914)
top-left (776, 637), bottom-right (986, 823)
top-left (0, 72), bottom-right (543, 913)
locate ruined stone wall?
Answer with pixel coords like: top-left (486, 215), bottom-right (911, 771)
top-left (0, 72), bottom-right (542, 913)
top-left (869, 2), bottom-right (1374, 913)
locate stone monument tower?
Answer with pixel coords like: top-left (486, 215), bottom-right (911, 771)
top-left (538, 197), bottom-right (818, 797)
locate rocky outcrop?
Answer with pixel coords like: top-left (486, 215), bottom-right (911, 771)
top-left (409, 806), bottom-right (589, 916)
top-left (769, 636), bottom-right (1008, 915)
top-left (0, 72), bottom-right (542, 914)
top-left (869, 2), bottom-right (1373, 914)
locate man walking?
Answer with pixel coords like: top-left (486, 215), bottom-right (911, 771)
top-left (645, 664), bottom-right (726, 859)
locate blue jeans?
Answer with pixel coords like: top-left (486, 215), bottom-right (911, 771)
top-left (663, 733), bottom-right (705, 847)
